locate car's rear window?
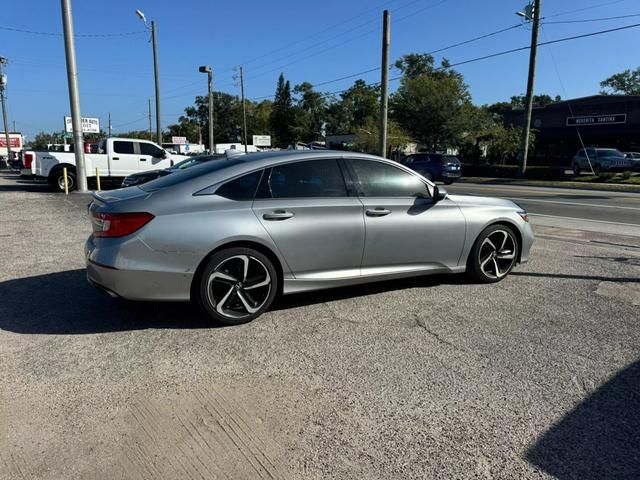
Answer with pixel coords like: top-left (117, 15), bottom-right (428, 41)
top-left (140, 158), bottom-right (244, 191)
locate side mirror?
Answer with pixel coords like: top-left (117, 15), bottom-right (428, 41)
top-left (433, 185), bottom-right (448, 203)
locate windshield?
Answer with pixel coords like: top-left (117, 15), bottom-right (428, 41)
top-left (598, 149), bottom-right (624, 158)
top-left (140, 158), bottom-right (244, 191)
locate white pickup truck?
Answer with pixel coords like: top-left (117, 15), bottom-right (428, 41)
top-left (22, 137), bottom-right (189, 191)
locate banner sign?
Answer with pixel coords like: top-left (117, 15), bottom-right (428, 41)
top-left (64, 116), bottom-right (101, 134)
top-left (252, 135), bottom-right (271, 147)
top-left (566, 113), bottom-right (627, 127)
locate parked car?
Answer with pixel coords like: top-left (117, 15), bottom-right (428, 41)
top-left (86, 151), bottom-right (534, 326)
top-left (121, 155), bottom-right (223, 187)
top-left (400, 153), bottom-right (461, 184)
top-left (624, 152), bottom-right (640, 170)
top-left (571, 148), bottom-right (635, 175)
top-left (22, 137), bottom-right (189, 191)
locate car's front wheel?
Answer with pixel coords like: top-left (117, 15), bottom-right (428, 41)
top-left (196, 247), bottom-right (278, 325)
top-left (469, 224), bottom-right (519, 283)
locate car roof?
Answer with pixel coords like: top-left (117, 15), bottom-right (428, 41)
top-left (143, 150), bottom-right (411, 195)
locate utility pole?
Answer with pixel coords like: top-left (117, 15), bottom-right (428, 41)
top-left (379, 10), bottom-right (390, 158)
top-left (0, 57), bottom-right (12, 165)
top-left (239, 66), bottom-right (248, 153)
top-left (108, 112), bottom-right (112, 136)
top-left (147, 98), bottom-right (152, 140)
top-left (199, 65), bottom-right (215, 153)
top-left (517, 0), bottom-right (541, 177)
top-left (60, 0), bottom-right (88, 192)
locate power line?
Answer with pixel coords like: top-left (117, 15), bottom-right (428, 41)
top-left (247, 21), bottom-right (640, 101)
top-left (0, 25), bottom-right (146, 37)
top-left (242, 0), bottom-right (451, 84)
top-left (543, 0), bottom-right (629, 19)
top-left (544, 13), bottom-right (640, 24)
top-left (426, 23), bottom-right (522, 55)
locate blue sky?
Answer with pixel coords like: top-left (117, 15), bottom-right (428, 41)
top-left (3, 0), bottom-right (639, 139)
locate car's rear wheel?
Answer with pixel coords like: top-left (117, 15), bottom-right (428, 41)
top-left (469, 224), bottom-right (519, 283)
top-left (196, 247), bottom-right (277, 325)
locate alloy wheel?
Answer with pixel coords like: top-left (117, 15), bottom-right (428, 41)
top-left (206, 255), bottom-right (272, 320)
top-left (478, 229), bottom-right (517, 279)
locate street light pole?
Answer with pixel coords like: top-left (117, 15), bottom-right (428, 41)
top-left (239, 66), bottom-right (248, 154)
top-left (151, 21), bottom-right (161, 145)
top-left (136, 10), bottom-right (162, 145)
top-left (199, 65), bottom-right (215, 153)
top-left (60, 0), bottom-right (88, 192)
top-left (517, 0), bottom-right (541, 177)
top-left (0, 57), bottom-right (12, 166)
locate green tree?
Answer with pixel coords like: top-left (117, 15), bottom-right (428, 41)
top-left (325, 80), bottom-right (379, 135)
top-left (391, 54), bottom-right (472, 150)
top-left (353, 117), bottom-right (410, 156)
top-left (270, 73), bottom-right (295, 147)
top-left (600, 67), bottom-right (640, 95)
top-left (292, 82), bottom-right (326, 142)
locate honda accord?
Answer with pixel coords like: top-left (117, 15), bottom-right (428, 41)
top-left (86, 151), bottom-right (534, 325)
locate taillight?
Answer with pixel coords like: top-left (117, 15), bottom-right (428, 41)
top-left (91, 211), bottom-right (154, 238)
top-left (24, 153), bottom-right (33, 169)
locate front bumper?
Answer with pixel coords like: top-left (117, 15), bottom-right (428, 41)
top-left (441, 170), bottom-right (461, 178)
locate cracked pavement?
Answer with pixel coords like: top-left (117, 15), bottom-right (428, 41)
top-left (0, 172), bottom-right (639, 479)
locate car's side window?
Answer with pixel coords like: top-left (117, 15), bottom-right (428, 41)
top-left (348, 159), bottom-right (431, 198)
top-left (113, 141), bottom-right (134, 154)
top-left (215, 170), bottom-right (263, 201)
top-left (139, 142), bottom-right (164, 157)
top-left (259, 159), bottom-right (348, 199)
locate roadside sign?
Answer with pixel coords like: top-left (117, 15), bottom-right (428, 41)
top-left (566, 114), bottom-right (627, 127)
top-left (64, 116), bottom-right (100, 134)
top-left (252, 135), bottom-right (271, 147)
top-left (171, 136), bottom-right (187, 144)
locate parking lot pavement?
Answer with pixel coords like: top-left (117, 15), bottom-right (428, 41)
top-left (1, 171), bottom-right (639, 480)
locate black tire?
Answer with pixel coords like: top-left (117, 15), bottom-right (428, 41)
top-left (196, 247), bottom-right (278, 325)
top-left (443, 179), bottom-right (454, 185)
top-left (49, 168), bottom-right (77, 192)
top-left (572, 163), bottom-right (580, 175)
top-left (468, 224), bottom-right (519, 284)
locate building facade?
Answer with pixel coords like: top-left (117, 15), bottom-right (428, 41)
top-left (504, 95), bottom-right (640, 165)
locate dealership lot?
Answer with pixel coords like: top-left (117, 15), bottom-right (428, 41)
top-left (1, 172), bottom-right (639, 479)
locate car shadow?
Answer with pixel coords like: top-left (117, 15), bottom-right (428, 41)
top-left (527, 359), bottom-right (640, 479)
top-left (0, 269), bottom-right (215, 334)
top-left (511, 272), bottom-right (639, 283)
top-left (0, 269), bottom-right (475, 335)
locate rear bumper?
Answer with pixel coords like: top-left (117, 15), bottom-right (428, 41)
top-left (85, 237), bottom-right (192, 302)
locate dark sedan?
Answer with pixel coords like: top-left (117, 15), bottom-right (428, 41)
top-left (401, 153), bottom-right (461, 184)
top-left (121, 155), bottom-right (223, 187)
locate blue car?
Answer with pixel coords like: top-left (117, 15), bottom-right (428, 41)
top-left (401, 153), bottom-right (462, 184)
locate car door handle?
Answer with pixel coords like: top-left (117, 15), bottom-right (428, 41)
top-left (112, 157), bottom-right (119, 160)
top-left (366, 208), bottom-right (392, 217)
top-left (140, 158), bottom-right (147, 161)
top-left (263, 211), bottom-right (294, 221)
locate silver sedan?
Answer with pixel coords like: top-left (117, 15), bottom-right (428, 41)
top-left (86, 151), bottom-right (534, 325)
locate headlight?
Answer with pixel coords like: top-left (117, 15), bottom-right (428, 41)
top-left (517, 210), bottom-right (529, 222)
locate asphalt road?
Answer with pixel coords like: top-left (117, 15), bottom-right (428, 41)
top-left (1, 171), bottom-right (639, 480)
top-left (448, 182), bottom-right (640, 226)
